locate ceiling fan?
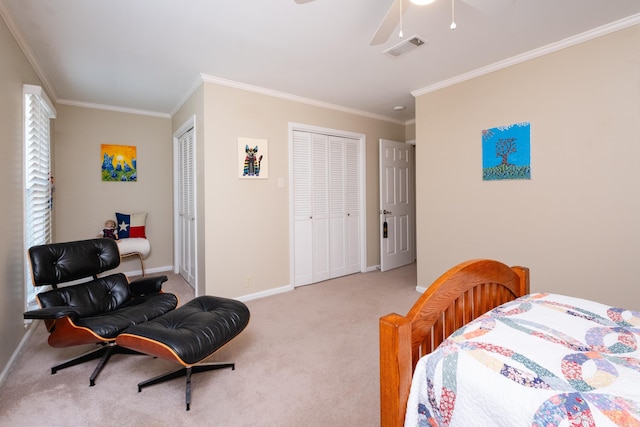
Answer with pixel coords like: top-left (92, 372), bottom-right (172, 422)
top-left (294, 0), bottom-right (515, 45)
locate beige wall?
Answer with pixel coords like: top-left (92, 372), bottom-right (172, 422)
top-left (54, 105), bottom-right (174, 274)
top-left (405, 121), bottom-right (416, 142)
top-left (415, 24), bottom-right (640, 309)
top-left (173, 81), bottom-right (406, 298)
top-left (0, 13), bottom-right (48, 376)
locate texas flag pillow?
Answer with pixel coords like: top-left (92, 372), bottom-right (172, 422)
top-left (115, 212), bottom-right (147, 239)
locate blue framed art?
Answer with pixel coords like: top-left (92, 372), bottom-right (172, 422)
top-left (482, 122), bottom-right (531, 181)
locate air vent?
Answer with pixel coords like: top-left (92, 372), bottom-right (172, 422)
top-left (383, 35), bottom-right (427, 58)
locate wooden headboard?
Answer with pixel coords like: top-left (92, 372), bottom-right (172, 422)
top-left (379, 259), bottom-right (530, 426)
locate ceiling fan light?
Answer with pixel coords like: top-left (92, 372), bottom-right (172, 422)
top-left (410, 0), bottom-right (436, 5)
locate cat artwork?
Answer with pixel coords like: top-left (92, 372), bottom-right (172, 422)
top-left (242, 145), bottom-right (263, 177)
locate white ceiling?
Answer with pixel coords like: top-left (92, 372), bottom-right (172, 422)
top-left (2, 0), bottom-right (640, 122)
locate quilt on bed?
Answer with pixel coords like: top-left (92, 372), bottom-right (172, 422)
top-left (405, 293), bottom-right (640, 427)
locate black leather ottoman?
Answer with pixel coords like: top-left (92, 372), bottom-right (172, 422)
top-left (116, 295), bottom-right (250, 410)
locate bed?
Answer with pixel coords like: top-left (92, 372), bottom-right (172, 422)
top-left (379, 259), bottom-right (640, 426)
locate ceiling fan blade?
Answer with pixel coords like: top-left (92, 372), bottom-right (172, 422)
top-left (294, 0), bottom-right (316, 3)
top-left (461, 0), bottom-right (515, 15)
top-left (370, 0), bottom-right (409, 46)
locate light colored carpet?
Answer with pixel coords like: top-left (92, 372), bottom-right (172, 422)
top-left (0, 263), bottom-right (419, 426)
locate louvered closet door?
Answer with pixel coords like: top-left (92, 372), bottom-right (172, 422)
top-left (329, 136), bottom-right (347, 278)
top-left (292, 131), bottom-right (330, 285)
top-left (311, 133), bottom-right (331, 283)
top-left (178, 128), bottom-right (196, 288)
top-left (292, 130), bottom-right (360, 286)
top-left (292, 131), bottom-right (313, 285)
top-left (344, 138), bottom-right (361, 275)
top-left (329, 136), bottom-right (360, 278)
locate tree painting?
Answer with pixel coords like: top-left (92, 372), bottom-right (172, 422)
top-left (482, 122), bottom-right (530, 180)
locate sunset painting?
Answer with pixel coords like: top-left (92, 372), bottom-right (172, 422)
top-left (101, 144), bottom-right (137, 182)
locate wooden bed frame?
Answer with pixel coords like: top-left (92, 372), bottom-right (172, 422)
top-left (379, 259), bottom-right (530, 426)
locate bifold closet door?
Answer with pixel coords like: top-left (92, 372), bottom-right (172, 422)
top-left (343, 137), bottom-right (361, 275)
top-left (292, 130), bottom-right (360, 286)
top-left (177, 127), bottom-right (196, 288)
top-left (293, 131), bottom-right (330, 286)
top-left (329, 136), bottom-right (361, 278)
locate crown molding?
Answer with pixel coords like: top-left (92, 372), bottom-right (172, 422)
top-left (192, 73), bottom-right (408, 126)
top-left (57, 99), bottom-right (170, 118)
top-left (412, 13), bottom-right (640, 98)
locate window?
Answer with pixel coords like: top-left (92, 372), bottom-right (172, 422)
top-left (23, 84), bottom-right (56, 309)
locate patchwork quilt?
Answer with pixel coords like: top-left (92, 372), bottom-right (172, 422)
top-left (405, 293), bottom-right (640, 426)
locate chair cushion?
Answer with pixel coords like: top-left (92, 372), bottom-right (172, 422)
top-left (37, 273), bottom-right (133, 318)
top-left (29, 238), bottom-right (120, 287)
top-left (77, 292), bottom-right (178, 339)
top-left (117, 237), bottom-right (151, 258)
top-left (36, 272), bottom-right (178, 339)
top-left (120, 296), bottom-right (250, 365)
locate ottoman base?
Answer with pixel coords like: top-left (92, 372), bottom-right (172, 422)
top-left (138, 362), bottom-right (235, 411)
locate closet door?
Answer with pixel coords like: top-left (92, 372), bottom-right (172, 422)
top-left (292, 131), bottom-right (330, 285)
top-left (329, 136), bottom-right (361, 278)
top-left (292, 130), bottom-right (360, 286)
top-left (311, 133), bottom-right (330, 282)
top-left (329, 136), bottom-right (347, 278)
top-left (292, 131), bottom-right (313, 286)
top-left (177, 127), bottom-right (196, 288)
top-left (344, 138), bottom-right (361, 275)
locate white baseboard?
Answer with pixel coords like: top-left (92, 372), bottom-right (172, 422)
top-left (124, 264), bottom-right (173, 278)
top-left (236, 266), bottom-right (386, 302)
top-left (0, 320), bottom-right (38, 388)
top-left (236, 284), bottom-right (294, 302)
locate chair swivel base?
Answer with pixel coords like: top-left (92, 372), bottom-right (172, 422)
top-left (51, 343), bottom-right (143, 386)
top-left (138, 362), bottom-right (235, 410)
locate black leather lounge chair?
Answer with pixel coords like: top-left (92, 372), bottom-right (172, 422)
top-left (23, 238), bottom-right (178, 386)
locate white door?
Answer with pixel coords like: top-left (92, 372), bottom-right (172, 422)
top-left (292, 128), bottom-right (362, 286)
top-left (311, 133), bottom-right (331, 283)
top-left (379, 139), bottom-right (414, 272)
top-left (292, 131), bottom-right (313, 285)
top-left (329, 136), bottom-right (347, 278)
top-left (292, 131), bottom-right (330, 285)
top-left (177, 127), bottom-right (196, 288)
top-left (343, 137), bottom-right (361, 275)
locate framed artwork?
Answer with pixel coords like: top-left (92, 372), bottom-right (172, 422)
top-left (238, 137), bottom-right (268, 179)
top-left (482, 122), bottom-right (531, 181)
top-left (101, 144), bottom-right (137, 182)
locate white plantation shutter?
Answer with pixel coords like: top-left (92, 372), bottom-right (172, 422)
top-left (24, 84), bottom-right (56, 308)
